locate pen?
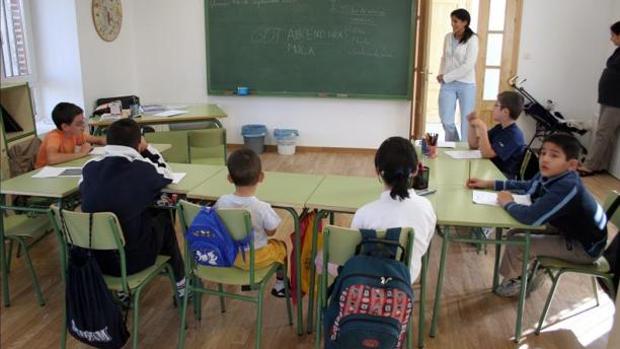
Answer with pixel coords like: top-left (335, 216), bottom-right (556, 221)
top-left (468, 160), bottom-right (471, 181)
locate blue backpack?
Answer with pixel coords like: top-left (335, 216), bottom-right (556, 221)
top-left (324, 228), bottom-right (414, 349)
top-left (186, 207), bottom-right (249, 267)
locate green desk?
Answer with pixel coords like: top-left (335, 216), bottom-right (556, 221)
top-left (89, 104), bottom-right (227, 134)
top-left (165, 163), bottom-right (225, 195)
top-left (187, 170), bottom-right (326, 336)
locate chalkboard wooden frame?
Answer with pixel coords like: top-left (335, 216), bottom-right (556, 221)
top-left (204, 0), bottom-right (417, 100)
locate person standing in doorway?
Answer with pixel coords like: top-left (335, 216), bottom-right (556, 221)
top-left (579, 21), bottom-right (620, 176)
top-left (437, 8), bottom-right (479, 141)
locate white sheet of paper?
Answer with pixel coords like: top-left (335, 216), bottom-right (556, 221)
top-left (152, 110), bottom-right (187, 117)
top-left (172, 172), bottom-right (186, 184)
top-left (32, 166), bottom-right (82, 178)
top-left (437, 141), bottom-right (456, 148)
top-left (90, 147), bottom-right (106, 156)
top-left (472, 190), bottom-right (532, 207)
top-left (445, 150), bottom-right (482, 159)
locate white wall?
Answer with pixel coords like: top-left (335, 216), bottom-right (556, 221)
top-left (74, 0), bottom-right (138, 116)
top-left (131, 0), bottom-right (410, 148)
top-left (30, 0), bottom-right (84, 124)
top-left (517, 0), bottom-right (618, 147)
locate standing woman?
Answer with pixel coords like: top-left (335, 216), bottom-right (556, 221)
top-left (437, 9), bottom-right (479, 141)
top-left (579, 21), bottom-right (620, 176)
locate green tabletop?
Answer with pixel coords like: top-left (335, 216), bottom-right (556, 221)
top-left (423, 147), bottom-right (505, 188)
top-left (304, 175), bottom-right (384, 213)
top-left (187, 170), bottom-right (325, 209)
top-left (164, 163), bottom-right (225, 195)
top-left (0, 168), bottom-right (79, 198)
top-left (89, 104), bottom-right (227, 127)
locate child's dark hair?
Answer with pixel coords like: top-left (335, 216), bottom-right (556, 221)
top-left (375, 137), bottom-right (418, 201)
top-left (543, 133), bottom-right (582, 160)
top-left (497, 91), bottom-right (524, 120)
top-left (451, 8), bottom-right (475, 44)
top-left (51, 102), bottom-right (83, 129)
top-left (611, 21), bottom-right (620, 35)
top-left (106, 118), bottom-right (141, 149)
top-left (227, 148), bottom-right (262, 186)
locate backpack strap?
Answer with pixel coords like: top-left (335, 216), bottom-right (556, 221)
top-left (356, 228), bottom-right (406, 261)
top-left (359, 229), bottom-right (378, 241)
top-left (606, 195), bottom-right (620, 220)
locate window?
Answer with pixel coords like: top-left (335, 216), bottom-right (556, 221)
top-left (481, 0), bottom-right (506, 100)
top-left (1, 0), bottom-right (31, 79)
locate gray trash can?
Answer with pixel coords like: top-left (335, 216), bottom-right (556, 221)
top-left (241, 124), bottom-right (268, 154)
top-left (274, 129), bottom-right (299, 155)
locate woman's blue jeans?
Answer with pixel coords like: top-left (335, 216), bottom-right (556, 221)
top-left (438, 81), bottom-right (476, 141)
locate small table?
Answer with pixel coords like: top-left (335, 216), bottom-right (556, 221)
top-left (187, 170), bottom-right (326, 336)
top-left (89, 104), bottom-right (227, 134)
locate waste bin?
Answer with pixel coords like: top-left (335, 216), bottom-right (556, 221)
top-left (241, 124), bottom-right (268, 154)
top-left (273, 128), bottom-right (299, 155)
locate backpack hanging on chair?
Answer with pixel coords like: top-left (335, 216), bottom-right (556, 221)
top-left (323, 228), bottom-right (414, 349)
top-left (62, 211), bottom-right (130, 349)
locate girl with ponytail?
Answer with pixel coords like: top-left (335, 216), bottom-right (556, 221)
top-left (350, 137), bottom-right (437, 282)
top-left (437, 8), bottom-right (479, 142)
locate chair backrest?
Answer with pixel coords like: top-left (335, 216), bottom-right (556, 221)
top-left (188, 129), bottom-right (226, 163)
top-left (604, 190), bottom-right (620, 228)
top-left (145, 130), bottom-right (189, 163)
top-left (49, 205), bottom-right (125, 251)
top-left (322, 225), bottom-right (414, 267)
top-left (518, 147), bottom-right (539, 181)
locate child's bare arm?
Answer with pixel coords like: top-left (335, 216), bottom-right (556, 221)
top-left (84, 134), bottom-right (106, 145)
top-left (46, 144), bottom-right (91, 165)
top-left (475, 125), bottom-right (497, 158)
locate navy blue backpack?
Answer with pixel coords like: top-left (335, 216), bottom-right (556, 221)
top-left (324, 228), bottom-right (414, 349)
top-left (186, 207), bottom-right (249, 267)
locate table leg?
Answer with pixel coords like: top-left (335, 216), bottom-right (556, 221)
top-left (418, 244), bottom-right (430, 348)
top-left (281, 207), bottom-right (304, 336)
top-left (430, 226), bottom-right (449, 337)
top-left (1, 194), bottom-right (9, 306)
top-left (307, 210), bottom-right (329, 334)
top-left (493, 228), bottom-right (503, 291)
top-left (514, 233), bottom-right (530, 342)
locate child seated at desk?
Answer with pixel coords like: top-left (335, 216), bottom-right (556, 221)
top-left (468, 133), bottom-right (608, 297)
top-left (79, 118), bottom-right (187, 299)
top-left (214, 148), bottom-right (288, 297)
top-left (35, 102), bottom-right (106, 168)
top-left (467, 91), bottom-right (526, 179)
top-left (351, 136), bottom-right (437, 282)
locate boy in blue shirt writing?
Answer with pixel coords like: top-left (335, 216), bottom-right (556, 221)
top-left (467, 133), bottom-right (608, 297)
top-left (467, 91), bottom-right (526, 179)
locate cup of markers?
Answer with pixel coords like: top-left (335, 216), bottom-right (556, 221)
top-left (425, 133), bottom-right (438, 158)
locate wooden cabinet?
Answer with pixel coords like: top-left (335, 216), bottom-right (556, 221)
top-left (1, 82), bottom-right (37, 180)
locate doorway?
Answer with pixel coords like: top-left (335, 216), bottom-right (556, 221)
top-left (411, 0), bottom-right (523, 140)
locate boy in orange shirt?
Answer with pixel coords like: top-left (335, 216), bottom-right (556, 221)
top-left (35, 102), bottom-right (106, 168)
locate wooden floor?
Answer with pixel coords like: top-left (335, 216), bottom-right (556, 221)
top-left (1, 150), bottom-right (619, 349)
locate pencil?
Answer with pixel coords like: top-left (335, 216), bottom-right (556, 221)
top-left (468, 160), bottom-right (471, 181)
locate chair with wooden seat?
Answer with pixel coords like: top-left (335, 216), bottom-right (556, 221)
top-left (532, 190), bottom-right (619, 334)
top-left (188, 129), bottom-right (226, 166)
top-left (1, 206), bottom-right (52, 307)
top-left (176, 200), bottom-right (292, 349)
top-left (314, 225), bottom-right (416, 349)
top-left (49, 206), bottom-right (179, 349)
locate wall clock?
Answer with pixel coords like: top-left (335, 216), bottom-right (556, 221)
top-left (92, 0), bottom-right (122, 42)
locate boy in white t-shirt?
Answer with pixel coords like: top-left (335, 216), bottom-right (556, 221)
top-left (214, 148), bottom-right (288, 297)
top-left (351, 137), bottom-right (437, 282)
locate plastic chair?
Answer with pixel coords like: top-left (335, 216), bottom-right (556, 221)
top-left (49, 206), bottom-right (179, 349)
top-left (188, 129), bottom-right (227, 166)
top-left (145, 131), bottom-right (190, 163)
top-left (518, 147), bottom-right (539, 181)
top-left (532, 190), bottom-right (619, 334)
top-left (1, 206), bottom-right (52, 306)
top-left (314, 225), bottom-right (415, 349)
top-left (176, 200), bottom-right (292, 349)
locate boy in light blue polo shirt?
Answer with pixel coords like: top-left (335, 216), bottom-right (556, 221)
top-left (467, 91), bottom-right (526, 178)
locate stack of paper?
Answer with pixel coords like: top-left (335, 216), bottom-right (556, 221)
top-left (171, 173), bottom-right (186, 184)
top-left (437, 141), bottom-right (456, 148)
top-left (445, 150), bottom-right (482, 159)
top-left (152, 110), bottom-right (188, 117)
top-left (32, 166), bottom-right (82, 178)
top-left (472, 190), bottom-right (532, 206)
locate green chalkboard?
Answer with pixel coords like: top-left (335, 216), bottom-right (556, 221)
top-left (205, 0), bottom-right (416, 99)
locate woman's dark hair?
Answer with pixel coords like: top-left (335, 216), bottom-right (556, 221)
top-left (611, 21), bottom-right (620, 35)
top-left (451, 8), bottom-right (475, 44)
top-left (375, 137), bottom-right (418, 201)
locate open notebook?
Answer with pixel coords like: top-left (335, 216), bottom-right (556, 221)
top-left (472, 190), bottom-right (532, 207)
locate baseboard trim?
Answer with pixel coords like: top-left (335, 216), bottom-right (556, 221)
top-left (227, 143), bottom-right (376, 155)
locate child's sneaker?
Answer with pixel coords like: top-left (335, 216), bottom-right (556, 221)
top-left (270, 278), bottom-right (289, 298)
top-left (495, 278), bottom-right (522, 297)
